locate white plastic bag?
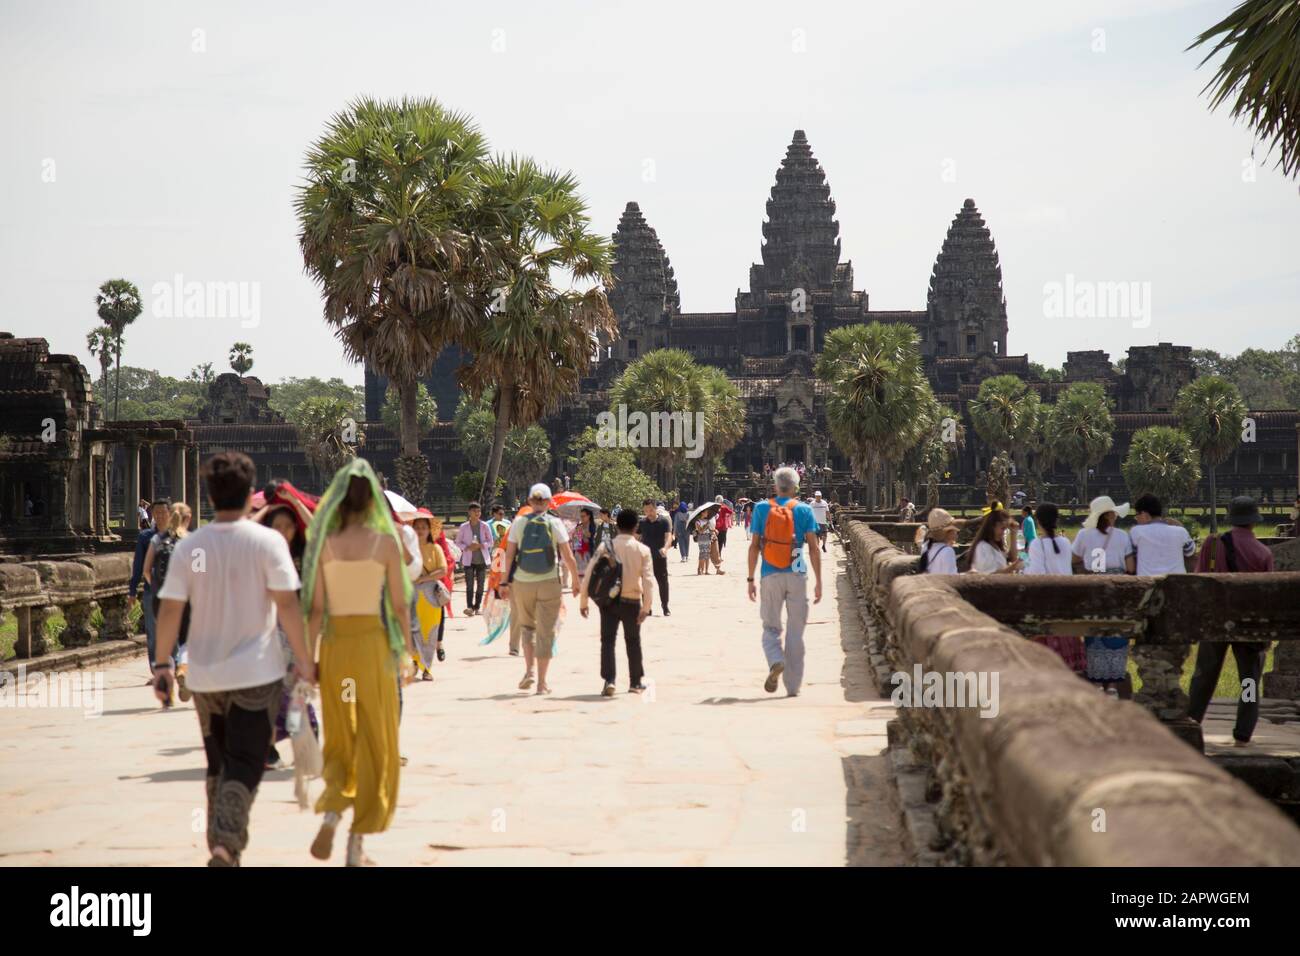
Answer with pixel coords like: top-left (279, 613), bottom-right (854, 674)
top-left (288, 680), bottom-right (322, 809)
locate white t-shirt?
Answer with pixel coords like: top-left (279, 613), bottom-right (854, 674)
top-left (921, 540), bottom-right (958, 574)
top-left (1025, 535), bottom-right (1073, 575)
top-left (507, 512), bottom-right (570, 583)
top-left (156, 519), bottom-right (301, 692)
top-left (1071, 526), bottom-right (1133, 573)
top-left (971, 540), bottom-right (1009, 574)
top-left (1129, 522), bottom-right (1194, 576)
top-left (810, 500), bottom-right (830, 524)
top-left (399, 522), bottom-right (422, 582)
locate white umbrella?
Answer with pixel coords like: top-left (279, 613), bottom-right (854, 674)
top-left (686, 501), bottom-right (720, 529)
top-left (384, 489), bottom-right (417, 519)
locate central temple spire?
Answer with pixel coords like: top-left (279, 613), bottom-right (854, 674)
top-left (751, 129), bottom-right (842, 296)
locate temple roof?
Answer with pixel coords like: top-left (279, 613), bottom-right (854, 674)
top-left (610, 201), bottom-right (678, 322)
top-left (927, 198), bottom-right (1004, 306)
top-left (752, 130), bottom-right (842, 294)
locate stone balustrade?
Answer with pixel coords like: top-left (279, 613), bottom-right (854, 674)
top-left (840, 519), bottom-right (1300, 866)
top-left (0, 554), bottom-right (134, 659)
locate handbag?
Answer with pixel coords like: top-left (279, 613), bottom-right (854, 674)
top-left (432, 579), bottom-right (453, 607)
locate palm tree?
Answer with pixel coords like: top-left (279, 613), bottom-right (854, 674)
top-left (290, 395), bottom-right (366, 489)
top-left (1190, 1), bottom-right (1300, 179)
top-left (228, 342), bottom-right (254, 376)
top-left (608, 349), bottom-right (707, 492)
top-left (459, 155), bottom-right (616, 503)
top-left (967, 374), bottom-right (1040, 506)
top-left (815, 323), bottom-right (929, 509)
top-left (296, 97), bottom-right (492, 504)
top-left (695, 366), bottom-right (746, 501)
top-left (1045, 382), bottom-right (1114, 503)
top-left (900, 394), bottom-right (962, 510)
top-left (95, 278), bottom-right (142, 419)
top-left (1122, 425), bottom-right (1203, 512)
top-left (1176, 376), bottom-right (1248, 535)
top-left (86, 325), bottom-right (118, 392)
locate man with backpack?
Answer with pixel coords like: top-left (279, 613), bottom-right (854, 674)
top-left (1187, 496), bottom-right (1275, 746)
top-left (746, 467), bottom-right (822, 696)
top-left (499, 483), bottom-right (580, 696)
top-left (579, 508), bottom-right (654, 697)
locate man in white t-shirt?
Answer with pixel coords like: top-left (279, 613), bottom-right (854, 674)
top-left (499, 483), bottom-right (579, 695)
top-left (154, 451), bottom-right (314, 867)
top-left (1128, 494), bottom-right (1195, 576)
top-left (810, 491), bottom-right (830, 552)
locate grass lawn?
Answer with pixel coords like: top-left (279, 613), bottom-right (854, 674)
top-left (1, 603), bottom-right (143, 662)
top-left (1128, 644), bottom-right (1275, 700)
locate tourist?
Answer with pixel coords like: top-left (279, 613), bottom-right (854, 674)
top-left (694, 513), bottom-right (716, 575)
top-left (571, 507), bottom-right (597, 579)
top-left (130, 498), bottom-right (174, 681)
top-left (673, 500), bottom-right (690, 562)
top-left (593, 507), bottom-right (612, 555)
top-left (455, 501), bottom-right (494, 617)
top-left (742, 499), bottom-right (755, 540)
top-left (1022, 502), bottom-right (1086, 674)
top-left (152, 452), bottom-right (313, 867)
top-left (301, 459), bottom-right (413, 866)
top-left (914, 508), bottom-right (961, 574)
top-left (1071, 496), bottom-right (1135, 697)
top-left (897, 496), bottom-right (915, 523)
top-left (637, 498), bottom-right (674, 616)
top-left (811, 491), bottom-right (830, 552)
top-left (499, 483), bottom-right (580, 695)
top-left (1188, 496), bottom-right (1275, 746)
top-left (407, 509), bottom-right (447, 681)
top-left (141, 501), bottom-right (193, 703)
top-left (429, 516), bottom-right (454, 660)
top-left (1129, 494), bottom-right (1194, 575)
top-left (715, 495), bottom-right (734, 552)
top-left (138, 498), bottom-right (150, 529)
top-left (1020, 505), bottom-right (1037, 546)
top-left (747, 466), bottom-right (822, 696)
top-left (968, 506), bottom-right (1023, 574)
top-left (579, 507), bottom-right (654, 696)
top-left (489, 504), bottom-right (511, 545)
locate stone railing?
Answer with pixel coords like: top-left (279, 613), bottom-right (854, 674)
top-left (0, 554), bottom-right (134, 660)
top-left (840, 521), bottom-right (1300, 866)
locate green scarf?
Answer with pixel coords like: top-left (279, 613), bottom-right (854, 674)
top-left (300, 458), bottom-right (412, 660)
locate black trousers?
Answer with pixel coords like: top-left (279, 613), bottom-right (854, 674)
top-left (1187, 642), bottom-right (1268, 742)
top-left (599, 599), bottom-right (644, 687)
top-left (718, 528), bottom-right (728, 550)
top-left (194, 679), bottom-right (280, 858)
top-left (465, 563), bottom-right (486, 610)
top-left (650, 552), bottom-right (669, 612)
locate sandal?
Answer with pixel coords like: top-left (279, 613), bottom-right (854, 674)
top-left (519, 673), bottom-right (535, 690)
top-left (436, 646), bottom-right (446, 662)
top-left (311, 812), bottom-right (340, 860)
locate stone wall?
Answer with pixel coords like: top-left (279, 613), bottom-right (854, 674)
top-left (0, 554), bottom-right (133, 660)
top-left (840, 520), bottom-right (1300, 865)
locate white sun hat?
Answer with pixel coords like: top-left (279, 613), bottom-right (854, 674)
top-left (1083, 495), bottom-right (1129, 530)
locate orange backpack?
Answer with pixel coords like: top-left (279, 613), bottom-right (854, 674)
top-left (760, 497), bottom-right (797, 569)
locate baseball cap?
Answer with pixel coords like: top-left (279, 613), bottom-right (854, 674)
top-left (529, 483), bottom-right (552, 501)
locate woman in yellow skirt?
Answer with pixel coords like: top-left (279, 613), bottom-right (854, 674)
top-left (301, 459), bottom-right (414, 866)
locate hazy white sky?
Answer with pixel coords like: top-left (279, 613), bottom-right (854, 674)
top-left (2, 0), bottom-right (1296, 386)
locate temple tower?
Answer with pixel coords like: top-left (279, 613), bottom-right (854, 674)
top-left (925, 199), bottom-right (1008, 358)
top-left (607, 202), bottom-right (679, 363)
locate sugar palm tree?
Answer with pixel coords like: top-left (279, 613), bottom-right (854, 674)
top-left (296, 96), bottom-right (492, 503)
top-left (608, 349), bottom-right (707, 492)
top-left (696, 366), bottom-right (746, 501)
top-left (1122, 425), bottom-right (1202, 512)
top-left (1190, 0), bottom-right (1300, 179)
top-left (86, 325), bottom-right (118, 393)
top-left (967, 374), bottom-right (1040, 506)
top-left (1045, 382), bottom-right (1114, 503)
top-left (229, 342), bottom-right (254, 376)
top-left (459, 155), bottom-right (616, 503)
top-left (95, 278), bottom-right (142, 419)
top-left (900, 393), bottom-right (962, 510)
top-left (1176, 376), bottom-right (1248, 535)
top-left (815, 323), bottom-right (929, 509)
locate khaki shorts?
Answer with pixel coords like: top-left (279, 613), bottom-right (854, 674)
top-left (511, 577), bottom-right (563, 658)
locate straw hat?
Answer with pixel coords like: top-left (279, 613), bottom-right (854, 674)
top-left (914, 507), bottom-right (964, 545)
top-left (1083, 495), bottom-right (1129, 530)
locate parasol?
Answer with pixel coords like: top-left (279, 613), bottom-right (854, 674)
top-left (551, 490), bottom-right (600, 520)
top-left (686, 501), bottom-right (720, 529)
top-left (384, 489), bottom-right (418, 520)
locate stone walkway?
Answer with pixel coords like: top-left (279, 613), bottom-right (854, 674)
top-left (0, 541), bottom-right (906, 866)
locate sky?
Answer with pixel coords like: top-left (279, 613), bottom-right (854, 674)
top-left (2, 0), bottom-right (1297, 387)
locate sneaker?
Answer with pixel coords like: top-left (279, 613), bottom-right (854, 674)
top-left (764, 661), bottom-right (785, 693)
top-left (663, 608), bottom-right (671, 617)
top-left (601, 682), bottom-right (616, 697)
top-left (436, 646), bottom-right (446, 662)
top-left (629, 683), bottom-right (647, 694)
top-left (508, 648), bottom-right (520, 657)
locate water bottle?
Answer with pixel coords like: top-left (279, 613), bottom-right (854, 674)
top-left (286, 695), bottom-right (302, 736)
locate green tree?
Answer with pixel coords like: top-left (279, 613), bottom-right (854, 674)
top-left (95, 278), bottom-right (143, 419)
top-left (900, 396), bottom-right (963, 509)
top-left (297, 96), bottom-right (491, 504)
top-left (967, 374), bottom-right (1041, 506)
top-left (187, 363), bottom-right (216, 387)
top-left (689, 365), bottom-right (746, 501)
top-left (608, 349), bottom-right (708, 491)
top-left (454, 392), bottom-right (554, 504)
top-left (1191, 0), bottom-right (1300, 179)
top-left (228, 342), bottom-right (254, 376)
top-left (1176, 375), bottom-right (1248, 535)
top-left (290, 395), bottom-right (365, 487)
top-left (454, 470), bottom-right (503, 503)
top-left (458, 155), bottom-right (616, 504)
top-left (816, 323), bottom-right (930, 508)
top-left (1122, 426), bottom-right (1203, 510)
top-left (1045, 382), bottom-right (1114, 502)
top-left (1028, 361), bottom-right (1063, 383)
top-left (106, 367), bottom-right (207, 420)
top-left (499, 424), bottom-right (552, 503)
top-left (86, 325), bottom-right (118, 392)
top-left (573, 446), bottom-right (664, 512)
top-left (381, 382), bottom-right (436, 434)
top-left (266, 377), bottom-right (363, 422)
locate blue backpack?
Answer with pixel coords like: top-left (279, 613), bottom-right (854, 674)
top-left (516, 513), bottom-right (558, 576)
